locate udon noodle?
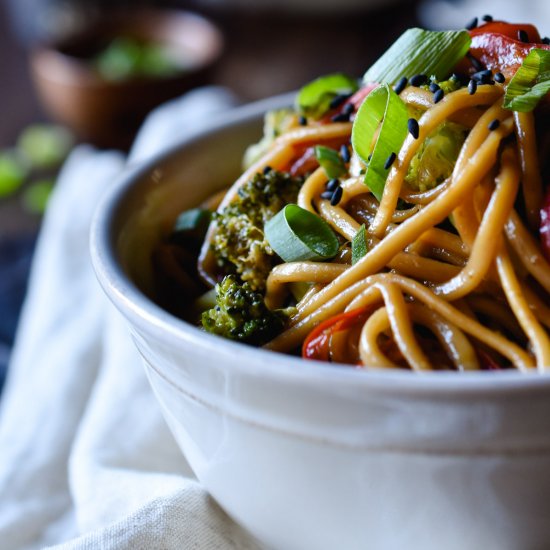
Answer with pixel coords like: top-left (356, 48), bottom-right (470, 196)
top-left (160, 21), bottom-right (550, 373)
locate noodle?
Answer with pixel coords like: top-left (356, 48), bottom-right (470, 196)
top-left (173, 26), bottom-right (550, 373)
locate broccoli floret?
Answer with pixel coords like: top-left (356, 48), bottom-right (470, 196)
top-left (424, 75), bottom-right (463, 95)
top-left (405, 121), bottom-right (467, 192)
top-left (243, 109), bottom-right (297, 169)
top-left (211, 169), bottom-right (303, 291)
top-left (201, 275), bottom-right (289, 345)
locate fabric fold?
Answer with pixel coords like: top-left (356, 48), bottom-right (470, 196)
top-left (0, 87), bottom-right (259, 549)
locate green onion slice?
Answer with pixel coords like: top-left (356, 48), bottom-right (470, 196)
top-left (265, 204), bottom-right (339, 262)
top-left (315, 145), bottom-right (346, 179)
top-left (362, 29), bottom-right (471, 86)
top-left (174, 207), bottom-right (211, 233)
top-left (171, 207), bottom-right (212, 246)
top-left (503, 48), bottom-right (550, 112)
top-left (351, 83), bottom-right (409, 200)
top-left (296, 73), bottom-right (359, 119)
top-left (351, 224), bottom-right (368, 265)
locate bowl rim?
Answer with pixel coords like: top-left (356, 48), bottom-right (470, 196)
top-left (90, 91), bottom-right (550, 398)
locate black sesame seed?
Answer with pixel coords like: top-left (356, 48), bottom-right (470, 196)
top-left (329, 93), bottom-right (350, 110)
top-left (476, 69), bottom-right (493, 78)
top-left (326, 178), bottom-right (340, 192)
top-left (340, 144), bottom-right (351, 163)
top-left (393, 76), bottom-right (408, 94)
top-left (342, 103), bottom-right (355, 116)
top-left (488, 119), bottom-right (500, 131)
top-left (465, 17), bottom-right (478, 30)
top-left (263, 165), bottom-right (272, 174)
top-left (518, 29), bottom-right (529, 43)
top-left (452, 73), bottom-right (468, 85)
top-left (494, 72), bottom-right (505, 83)
top-left (368, 153), bottom-right (373, 161)
top-left (320, 190), bottom-right (334, 200)
top-left (409, 74), bottom-right (427, 87)
top-left (298, 115), bottom-right (307, 126)
top-left (543, 37), bottom-right (550, 45)
top-left (482, 14), bottom-right (493, 22)
top-left (331, 112), bottom-right (350, 123)
top-left (472, 69), bottom-right (493, 84)
top-left (384, 152), bottom-right (397, 170)
top-left (468, 53), bottom-right (484, 71)
top-left (407, 118), bottom-right (419, 140)
top-left (433, 89), bottom-right (445, 103)
top-left (429, 82), bottom-right (440, 93)
top-left (468, 79), bottom-right (477, 95)
top-left (330, 186), bottom-right (343, 206)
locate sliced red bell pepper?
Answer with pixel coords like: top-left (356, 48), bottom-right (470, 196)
top-left (286, 137), bottom-right (347, 176)
top-left (476, 348), bottom-right (503, 370)
top-left (302, 307), bottom-right (370, 362)
top-left (470, 21), bottom-right (540, 43)
top-left (455, 21), bottom-right (550, 80)
top-left (540, 186), bottom-right (550, 261)
top-left (289, 147), bottom-right (318, 177)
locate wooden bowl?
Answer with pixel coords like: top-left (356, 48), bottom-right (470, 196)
top-left (29, 9), bottom-right (223, 150)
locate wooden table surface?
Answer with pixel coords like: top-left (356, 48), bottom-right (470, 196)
top-left (0, 1), bottom-right (421, 238)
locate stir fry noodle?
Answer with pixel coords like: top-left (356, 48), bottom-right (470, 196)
top-left (158, 20), bottom-right (550, 373)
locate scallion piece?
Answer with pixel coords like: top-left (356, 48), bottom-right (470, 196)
top-left (171, 207), bottom-right (212, 247)
top-left (351, 224), bottom-right (368, 265)
top-left (503, 48), bottom-right (550, 112)
top-left (296, 73), bottom-right (359, 119)
top-left (314, 145), bottom-right (346, 179)
top-left (362, 29), bottom-right (471, 86)
top-left (351, 84), bottom-right (409, 200)
top-left (265, 204), bottom-right (339, 262)
top-left (174, 208), bottom-right (211, 233)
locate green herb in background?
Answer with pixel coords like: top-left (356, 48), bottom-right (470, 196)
top-left (0, 151), bottom-right (29, 198)
top-left (0, 124), bottom-right (74, 215)
top-left (22, 179), bottom-right (55, 215)
top-left (17, 124), bottom-right (73, 170)
top-left (94, 37), bottom-right (187, 81)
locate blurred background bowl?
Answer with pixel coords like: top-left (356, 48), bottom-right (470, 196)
top-left (29, 9), bottom-right (223, 150)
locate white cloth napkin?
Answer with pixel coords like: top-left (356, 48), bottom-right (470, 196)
top-left (0, 87), bottom-right (261, 550)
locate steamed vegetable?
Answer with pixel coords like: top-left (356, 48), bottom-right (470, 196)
top-left (405, 121), bottom-right (467, 191)
top-left (211, 169), bottom-right (304, 291)
top-left (264, 204), bottom-right (339, 262)
top-left (201, 275), bottom-right (290, 344)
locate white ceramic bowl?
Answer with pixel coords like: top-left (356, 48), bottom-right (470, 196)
top-left (91, 93), bottom-right (550, 550)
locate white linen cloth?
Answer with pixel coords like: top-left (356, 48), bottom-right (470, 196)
top-left (0, 87), bottom-right (261, 550)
